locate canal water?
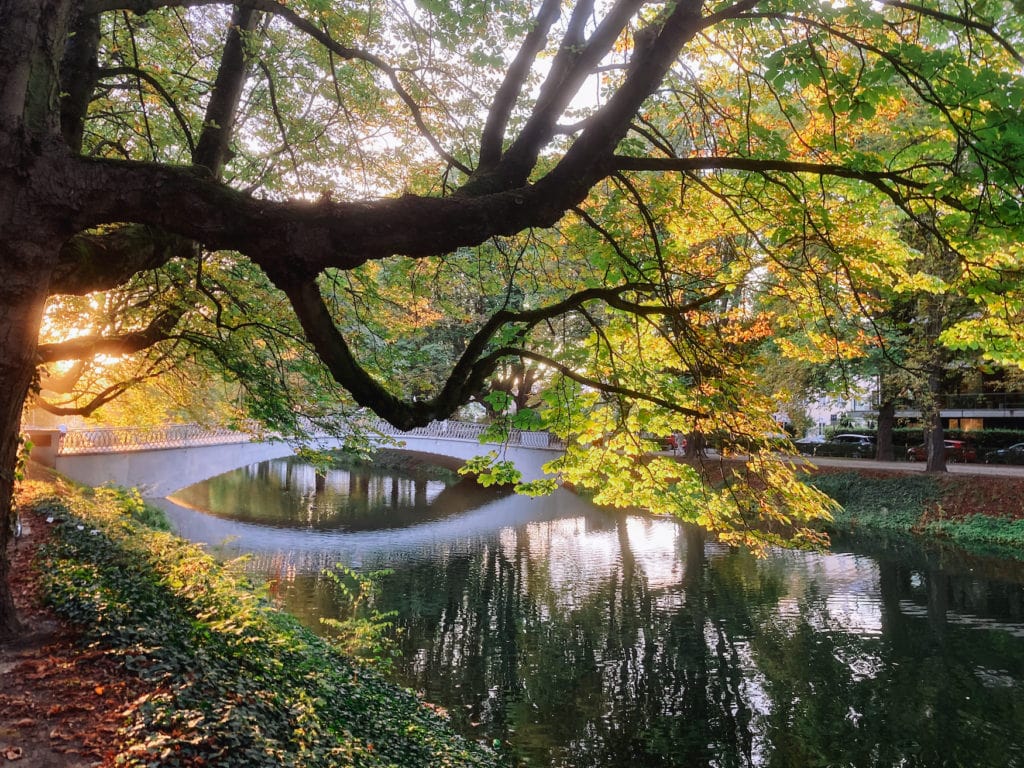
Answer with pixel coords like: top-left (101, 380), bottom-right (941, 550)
top-left (156, 455), bottom-right (1024, 767)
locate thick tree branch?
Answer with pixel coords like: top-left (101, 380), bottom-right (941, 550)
top-left (532, 1), bottom-right (707, 200)
top-left (53, 153), bottom-right (589, 282)
top-left (53, 5), bottom-right (715, 280)
top-left (463, 0), bottom-right (644, 195)
top-left (192, 5), bottom-right (257, 175)
top-left (59, 8), bottom-right (101, 152)
top-left (36, 306), bottom-right (185, 363)
top-left (477, 0), bottom-right (561, 169)
top-left (277, 269), bottom-right (722, 430)
top-left (276, 279), bottom-right (434, 429)
top-left (50, 226), bottom-right (194, 295)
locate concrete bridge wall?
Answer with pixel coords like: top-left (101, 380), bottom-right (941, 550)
top-left (53, 441), bottom-right (298, 497)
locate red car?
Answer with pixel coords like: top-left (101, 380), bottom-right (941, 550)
top-left (644, 433), bottom-right (687, 452)
top-left (906, 439), bottom-right (977, 463)
top-left (661, 434), bottom-right (687, 452)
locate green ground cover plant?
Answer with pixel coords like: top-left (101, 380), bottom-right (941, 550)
top-left (808, 472), bottom-right (1024, 552)
top-left (923, 513), bottom-right (1024, 549)
top-left (29, 483), bottom-right (500, 768)
top-left (808, 473), bottom-right (940, 533)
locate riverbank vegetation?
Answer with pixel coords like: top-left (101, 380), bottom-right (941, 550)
top-left (8, 479), bottom-right (499, 768)
top-left (810, 471), bottom-right (1024, 553)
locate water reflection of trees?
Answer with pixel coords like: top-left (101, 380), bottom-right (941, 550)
top-left (379, 521), bottom-right (764, 767)
top-left (178, 460), bottom-right (1024, 768)
top-left (752, 559), bottom-right (1024, 768)
top-left (376, 518), bottom-right (1024, 768)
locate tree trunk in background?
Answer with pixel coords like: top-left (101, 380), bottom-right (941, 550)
top-left (684, 431), bottom-right (706, 458)
top-left (923, 369), bottom-right (947, 473)
top-left (875, 398), bottom-right (895, 461)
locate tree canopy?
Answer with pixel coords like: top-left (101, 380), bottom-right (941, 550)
top-left (1, 0), bottom-right (1022, 637)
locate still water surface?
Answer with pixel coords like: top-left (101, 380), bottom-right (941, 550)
top-left (158, 456), bottom-right (1024, 767)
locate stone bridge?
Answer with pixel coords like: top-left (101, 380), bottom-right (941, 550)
top-left (25, 420), bottom-right (564, 498)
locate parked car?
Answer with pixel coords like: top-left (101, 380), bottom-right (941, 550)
top-left (794, 435), bottom-right (826, 455)
top-left (984, 442), bottom-right (1024, 464)
top-left (797, 433), bottom-right (876, 458)
top-left (662, 434), bottom-right (685, 452)
top-left (642, 433), bottom-right (685, 452)
top-left (906, 439), bottom-right (978, 463)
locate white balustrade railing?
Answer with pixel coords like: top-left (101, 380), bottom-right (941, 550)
top-left (368, 419), bottom-right (564, 448)
top-left (56, 423), bottom-right (257, 455)
top-left (53, 419), bottom-right (563, 456)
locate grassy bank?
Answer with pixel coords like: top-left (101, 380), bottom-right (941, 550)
top-left (808, 470), bottom-right (1024, 552)
top-left (22, 481), bottom-right (500, 768)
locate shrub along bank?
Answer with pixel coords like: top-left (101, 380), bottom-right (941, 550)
top-left (808, 470), bottom-right (1024, 552)
top-left (25, 482), bottom-right (500, 768)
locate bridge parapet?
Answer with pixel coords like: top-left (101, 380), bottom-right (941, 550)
top-left (45, 419), bottom-right (564, 456)
top-left (55, 423), bottom-right (259, 455)
top-left (368, 419), bottom-right (563, 449)
top-left (25, 419), bottom-right (564, 496)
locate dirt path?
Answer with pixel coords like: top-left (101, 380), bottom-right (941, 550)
top-left (0, 507), bottom-right (148, 767)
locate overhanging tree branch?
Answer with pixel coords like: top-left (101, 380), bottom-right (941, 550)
top-left (612, 154), bottom-right (973, 211)
top-left (275, 268), bottom-right (724, 429)
top-left (98, 65), bottom-right (196, 155)
top-left (34, 373), bottom-right (162, 416)
top-left (50, 226), bottom-right (195, 296)
top-left (36, 306), bottom-right (185, 363)
top-left (489, 347), bottom-right (708, 419)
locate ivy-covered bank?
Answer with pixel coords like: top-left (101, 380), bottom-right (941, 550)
top-left (24, 482), bottom-right (500, 768)
top-left (809, 471), bottom-right (1024, 552)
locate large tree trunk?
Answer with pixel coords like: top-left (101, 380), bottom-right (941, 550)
top-left (0, 0), bottom-right (71, 640)
top-left (0, 258), bottom-right (51, 640)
